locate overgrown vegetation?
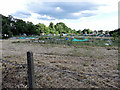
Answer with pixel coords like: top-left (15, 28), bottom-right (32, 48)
top-left (12, 36), bottom-right (118, 48)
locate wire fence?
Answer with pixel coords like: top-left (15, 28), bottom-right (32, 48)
top-left (0, 55), bottom-right (120, 88)
top-left (0, 58), bottom-right (119, 78)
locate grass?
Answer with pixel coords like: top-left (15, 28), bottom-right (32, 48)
top-left (83, 63), bottom-right (89, 66)
top-left (55, 64), bottom-right (69, 70)
top-left (2, 38), bottom-right (119, 88)
top-left (11, 36), bottom-right (118, 48)
top-left (50, 61), bottom-right (57, 63)
top-left (37, 61), bottom-right (45, 66)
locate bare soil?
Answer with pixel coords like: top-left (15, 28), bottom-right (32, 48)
top-left (1, 39), bottom-right (119, 88)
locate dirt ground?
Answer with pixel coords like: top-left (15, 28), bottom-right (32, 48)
top-left (1, 39), bottom-right (119, 88)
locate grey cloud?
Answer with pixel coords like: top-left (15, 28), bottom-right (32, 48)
top-left (37, 17), bottom-right (55, 20)
top-left (12, 11), bottom-right (31, 18)
top-left (13, 2), bottom-right (104, 20)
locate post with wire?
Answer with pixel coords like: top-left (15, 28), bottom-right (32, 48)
top-left (27, 51), bottom-right (35, 89)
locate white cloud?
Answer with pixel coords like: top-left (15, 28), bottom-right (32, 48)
top-left (30, 12), bottom-right (55, 20)
top-left (72, 10), bottom-right (96, 17)
top-left (0, 0), bottom-right (118, 31)
top-left (56, 7), bottom-right (63, 12)
top-left (0, 0), bottom-right (28, 16)
top-left (56, 7), bottom-right (60, 10)
top-left (16, 12), bottom-right (56, 25)
top-left (0, 0), bottom-right (118, 16)
top-left (72, 12), bottom-right (82, 16)
top-left (64, 14), bottom-right (118, 31)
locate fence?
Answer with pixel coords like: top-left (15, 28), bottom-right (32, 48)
top-left (0, 51), bottom-right (120, 88)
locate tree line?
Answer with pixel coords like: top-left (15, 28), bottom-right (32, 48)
top-left (1, 14), bottom-right (119, 39)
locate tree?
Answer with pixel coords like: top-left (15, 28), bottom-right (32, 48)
top-left (14, 19), bottom-right (27, 35)
top-left (26, 21), bottom-right (38, 35)
top-left (2, 15), bottom-right (13, 38)
top-left (77, 29), bottom-right (81, 34)
top-left (49, 22), bottom-right (56, 34)
top-left (105, 31), bottom-right (109, 34)
top-left (36, 23), bottom-right (46, 34)
top-left (82, 29), bottom-right (91, 34)
top-left (2, 23), bottom-right (13, 38)
top-left (55, 23), bottom-right (63, 34)
top-left (72, 29), bottom-right (77, 34)
top-left (98, 30), bottom-right (103, 35)
top-left (89, 30), bottom-right (93, 34)
top-left (49, 22), bottom-right (54, 29)
top-left (2, 14), bottom-right (89, 38)
top-left (55, 22), bottom-right (73, 34)
top-left (112, 32), bottom-right (118, 40)
top-left (44, 27), bottom-right (50, 35)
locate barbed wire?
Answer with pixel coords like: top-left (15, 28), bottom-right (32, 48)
top-left (0, 58), bottom-right (119, 79)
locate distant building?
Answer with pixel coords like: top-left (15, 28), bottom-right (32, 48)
top-left (62, 33), bottom-right (67, 36)
top-left (98, 30), bottom-right (103, 35)
top-left (41, 33), bottom-right (44, 35)
top-left (93, 30), bottom-right (98, 35)
top-left (23, 33), bottom-right (27, 36)
top-left (103, 31), bottom-right (106, 34)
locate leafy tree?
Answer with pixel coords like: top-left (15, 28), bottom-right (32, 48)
top-left (98, 30), bottom-right (103, 35)
top-left (15, 19), bottom-right (27, 35)
top-left (44, 27), bottom-right (50, 35)
top-left (26, 21), bottom-right (38, 35)
top-left (105, 31), bottom-right (109, 34)
top-left (55, 22), bottom-right (73, 34)
top-left (49, 22), bottom-right (56, 34)
top-left (2, 15), bottom-right (13, 38)
top-left (36, 23), bottom-right (46, 34)
top-left (82, 29), bottom-right (90, 34)
top-left (112, 32), bottom-right (118, 40)
top-left (55, 23), bottom-right (63, 34)
top-left (49, 22), bottom-right (54, 29)
top-left (89, 30), bottom-right (93, 34)
top-left (2, 23), bottom-right (13, 38)
top-left (77, 29), bottom-right (81, 34)
top-left (72, 29), bottom-right (77, 34)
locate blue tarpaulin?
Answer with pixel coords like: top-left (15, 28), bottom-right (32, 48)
top-left (66, 38), bottom-right (69, 40)
top-left (72, 38), bottom-right (88, 41)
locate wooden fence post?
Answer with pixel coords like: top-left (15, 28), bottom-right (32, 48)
top-left (27, 51), bottom-right (35, 89)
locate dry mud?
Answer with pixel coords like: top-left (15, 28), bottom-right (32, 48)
top-left (1, 39), bottom-right (119, 88)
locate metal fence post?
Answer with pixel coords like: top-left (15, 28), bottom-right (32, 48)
top-left (27, 51), bottom-right (35, 89)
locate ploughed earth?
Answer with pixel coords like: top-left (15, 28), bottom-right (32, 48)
top-left (1, 39), bottom-right (119, 88)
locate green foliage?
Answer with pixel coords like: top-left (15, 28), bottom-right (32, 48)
top-left (36, 23), bottom-right (46, 34)
top-left (55, 22), bottom-right (73, 34)
top-left (2, 15), bottom-right (39, 38)
top-left (98, 30), bottom-right (103, 34)
top-left (26, 21), bottom-right (37, 35)
top-left (82, 29), bottom-right (92, 34)
top-left (2, 14), bottom-right (118, 39)
top-left (1, 14), bottom-right (77, 39)
top-left (44, 27), bottom-right (50, 35)
top-left (76, 29), bottom-right (81, 34)
top-left (105, 31), bottom-right (109, 34)
top-left (112, 32), bottom-right (118, 40)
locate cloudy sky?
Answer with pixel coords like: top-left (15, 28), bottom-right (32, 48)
top-left (0, 0), bottom-right (119, 31)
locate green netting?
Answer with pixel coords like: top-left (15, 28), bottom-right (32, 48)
top-left (72, 38), bottom-right (88, 41)
top-left (19, 37), bottom-right (36, 39)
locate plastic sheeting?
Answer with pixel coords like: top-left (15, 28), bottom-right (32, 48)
top-left (19, 37), bottom-right (36, 39)
top-left (72, 38), bottom-right (88, 41)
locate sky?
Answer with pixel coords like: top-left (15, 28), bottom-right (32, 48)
top-left (0, 0), bottom-right (119, 31)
